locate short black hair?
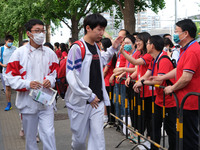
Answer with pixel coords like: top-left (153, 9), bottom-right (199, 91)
top-left (44, 42), bottom-right (54, 50)
top-left (119, 29), bottom-right (130, 36)
top-left (54, 42), bottom-right (59, 48)
top-left (20, 40), bottom-right (29, 46)
top-left (5, 35), bottom-right (14, 41)
top-left (132, 32), bottom-right (139, 36)
top-left (101, 38), bottom-right (112, 52)
top-left (124, 34), bottom-right (136, 45)
top-left (84, 13), bottom-right (107, 34)
top-left (163, 38), bottom-right (174, 48)
top-left (24, 19), bottom-right (44, 32)
top-left (176, 19), bottom-right (197, 38)
top-left (137, 32), bottom-right (151, 54)
top-left (149, 35), bottom-right (164, 51)
top-left (163, 34), bottom-right (171, 38)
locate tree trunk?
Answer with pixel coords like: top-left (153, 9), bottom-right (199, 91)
top-left (46, 24), bottom-right (51, 43)
top-left (18, 27), bottom-right (23, 47)
top-left (71, 16), bottom-right (79, 40)
top-left (123, 0), bottom-right (135, 34)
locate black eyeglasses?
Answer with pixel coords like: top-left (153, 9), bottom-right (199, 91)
top-left (31, 29), bottom-right (46, 33)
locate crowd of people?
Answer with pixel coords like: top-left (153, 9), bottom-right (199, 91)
top-left (0, 13), bottom-right (200, 150)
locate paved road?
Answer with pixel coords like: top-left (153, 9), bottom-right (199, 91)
top-left (0, 83), bottom-right (140, 150)
top-left (0, 80), bottom-right (168, 150)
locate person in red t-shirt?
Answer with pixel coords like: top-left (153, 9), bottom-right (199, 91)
top-left (133, 35), bottom-right (176, 150)
top-left (120, 32), bottom-right (154, 137)
top-left (108, 29), bottom-right (130, 120)
top-left (54, 42), bottom-right (62, 60)
top-left (60, 43), bottom-right (68, 60)
top-left (152, 19), bottom-right (199, 150)
top-left (114, 34), bottom-right (139, 127)
top-left (115, 34), bottom-right (139, 81)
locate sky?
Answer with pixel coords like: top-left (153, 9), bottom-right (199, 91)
top-left (50, 0), bottom-right (200, 44)
top-left (158, 0), bottom-right (200, 27)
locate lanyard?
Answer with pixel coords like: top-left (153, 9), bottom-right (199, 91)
top-left (127, 49), bottom-right (136, 68)
top-left (118, 52), bottom-right (120, 59)
top-left (177, 40), bottom-right (196, 64)
top-left (151, 52), bottom-right (163, 76)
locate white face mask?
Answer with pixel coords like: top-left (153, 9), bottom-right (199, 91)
top-left (30, 32), bottom-right (45, 45)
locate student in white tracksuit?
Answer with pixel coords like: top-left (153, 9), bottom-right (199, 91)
top-left (5, 19), bottom-right (58, 150)
top-left (65, 13), bottom-right (123, 150)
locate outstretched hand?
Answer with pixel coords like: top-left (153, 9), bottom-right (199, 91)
top-left (112, 36), bottom-right (124, 49)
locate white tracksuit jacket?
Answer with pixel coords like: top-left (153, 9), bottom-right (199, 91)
top-left (5, 43), bottom-right (59, 114)
top-left (65, 38), bottom-right (117, 113)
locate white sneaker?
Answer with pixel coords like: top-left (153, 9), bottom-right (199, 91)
top-left (104, 115), bottom-right (108, 123)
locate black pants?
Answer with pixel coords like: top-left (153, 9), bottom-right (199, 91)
top-left (141, 97), bottom-right (152, 137)
top-left (126, 86), bottom-right (134, 126)
top-left (183, 110), bottom-right (198, 150)
top-left (151, 104), bottom-right (176, 150)
top-left (106, 86), bottom-right (115, 123)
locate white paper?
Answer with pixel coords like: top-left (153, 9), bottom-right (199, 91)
top-left (29, 87), bottom-right (57, 106)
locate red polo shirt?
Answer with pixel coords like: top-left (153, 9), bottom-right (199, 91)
top-left (149, 52), bottom-right (176, 108)
top-left (176, 40), bottom-right (200, 110)
top-left (125, 50), bottom-right (141, 78)
top-left (137, 53), bottom-right (155, 98)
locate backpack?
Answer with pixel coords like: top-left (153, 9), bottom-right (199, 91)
top-left (0, 46), bottom-right (4, 73)
top-left (55, 41), bottom-right (86, 99)
top-left (157, 55), bottom-right (176, 85)
top-left (0, 46), bottom-right (4, 63)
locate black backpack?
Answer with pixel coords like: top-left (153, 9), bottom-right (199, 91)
top-left (157, 55), bottom-right (176, 85)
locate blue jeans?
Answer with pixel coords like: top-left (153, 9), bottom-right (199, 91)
top-left (113, 84), bottom-right (127, 118)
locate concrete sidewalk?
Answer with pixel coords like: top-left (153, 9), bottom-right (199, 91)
top-left (0, 84), bottom-right (139, 150)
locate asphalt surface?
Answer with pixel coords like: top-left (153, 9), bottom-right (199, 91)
top-left (0, 79), bottom-right (168, 150)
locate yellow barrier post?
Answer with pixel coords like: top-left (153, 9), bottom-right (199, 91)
top-left (179, 92), bottom-right (200, 150)
top-left (110, 113), bottom-right (168, 150)
top-left (162, 91), bottom-right (166, 147)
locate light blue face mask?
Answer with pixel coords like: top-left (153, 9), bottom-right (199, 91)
top-left (173, 32), bottom-right (185, 44)
top-left (124, 44), bottom-right (132, 52)
top-left (7, 42), bottom-right (13, 47)
top-left (173, 33), bottom-right (180, 43)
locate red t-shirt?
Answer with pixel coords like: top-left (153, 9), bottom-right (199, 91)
top-left (137, 53), bottom-right (154, 98)
top-left (175, 41), bottom-right (200, 110)
top-left (55, 49), bottom-right (62, 59)
top-left (115, 52), bottom-right (127, 84)
top-left (125, 50), bottom-right (141, 78)
top-left (148, 52), bottom-right (176, 108)
top-left (104, 59), bottom-right (115, 87)
top-left (61, 51), bottom-right (68, 60)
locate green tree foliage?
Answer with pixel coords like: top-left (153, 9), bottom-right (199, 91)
top-left (195, 22), bottom-right (200, 39)
top-left (0, 0), bottom-right (60, 46)
top-left (0, 0), bottom-right (166, 44)
top-left (51, 0), bottom-right (113, 39)
top-left (112, 0), bottom-right (165, 34)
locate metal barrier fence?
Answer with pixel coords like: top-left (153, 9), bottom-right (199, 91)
top-left (108, 77), bottom-right (181, 150)
top-left (178, 92), bottom-right (200, 150)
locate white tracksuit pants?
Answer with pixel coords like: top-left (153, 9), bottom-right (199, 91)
top-left (68, 101), bottom-right (105, 150)
top-left (22, 107), bottom-right (56, 150)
